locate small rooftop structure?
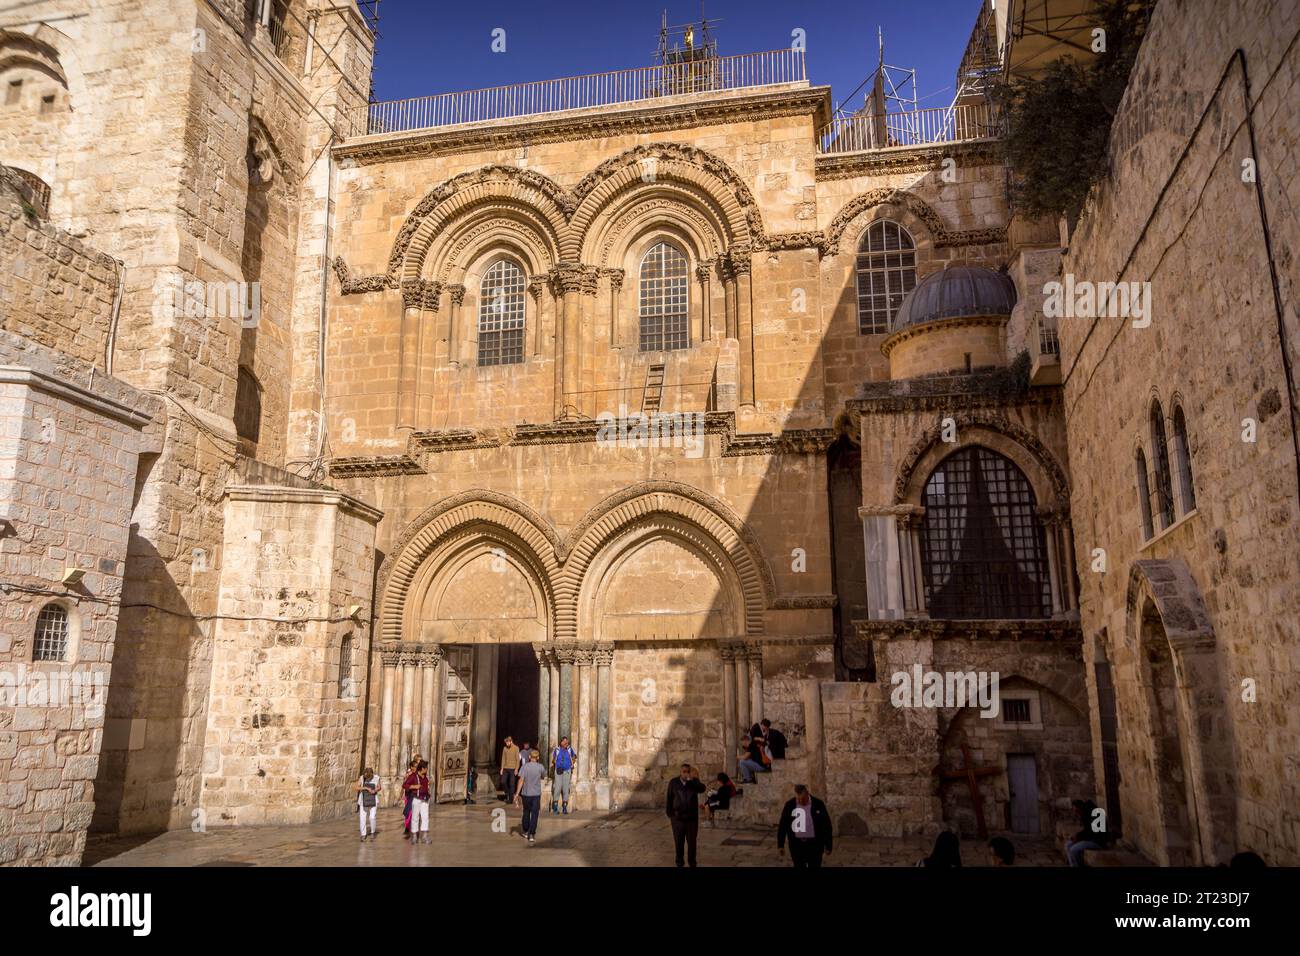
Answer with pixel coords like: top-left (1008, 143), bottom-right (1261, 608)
top-left (892, 265), bottom-right (1017, 332)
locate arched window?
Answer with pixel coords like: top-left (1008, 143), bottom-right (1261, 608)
top-left (1172, 405), bottom-right (1196, 514)
top-left (639, 241), bottom-right (689, 352)
top-left (33, 603), bottom-right (69, 662)
top-left (856, 220), bottom-right (916, 334)
top-left (1136, 448), bottom-right (1154, 540)
top-left (1149, 400), bottom-right (1176, 530)
top-left (338, 632), bottom-right (354, 699)
top-left (478, 259), bottom-right (526, 366)
top-left (919, 446), bottom-right (1051, 619)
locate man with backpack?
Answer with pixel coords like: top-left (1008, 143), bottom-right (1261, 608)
top-left (355, 767), bottom-right (381, 842)
top-left (550, 736), bottom-right (577, 814)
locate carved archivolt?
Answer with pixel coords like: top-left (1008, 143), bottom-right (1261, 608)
top-left (377, 481), bottom-right (778, 645)
top-left (893, 412), bottom-right (1070, 508)
top-left (824, 188), bottom-right (1006, 255)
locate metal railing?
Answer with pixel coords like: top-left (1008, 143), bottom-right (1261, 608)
top-left (817, 102), bottom-right (998, 154)
top-left (356, 49), bottom-right (808, 136)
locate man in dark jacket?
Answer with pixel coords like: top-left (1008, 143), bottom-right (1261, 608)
top-left (776, 784), bottom-right (833, 867)
top-left (750, 718), bottom-right (788, 759)
top-left (665, 763), bottom-right (707, 867)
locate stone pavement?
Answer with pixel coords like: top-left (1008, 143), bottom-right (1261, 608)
top-left (86, 803), bottom-right (1067, 867)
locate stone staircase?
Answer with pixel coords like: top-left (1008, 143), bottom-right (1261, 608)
top-left (715, 746), bottom-right (812, 828)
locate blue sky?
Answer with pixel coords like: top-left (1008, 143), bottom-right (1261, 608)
top-left (369, 0), bottom-right (984, 114)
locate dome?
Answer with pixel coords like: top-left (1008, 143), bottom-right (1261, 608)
top-left (891, 265), bottom-right (1017, 332)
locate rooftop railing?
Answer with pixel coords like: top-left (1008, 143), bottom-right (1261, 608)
top-left (355, 48), bottom-right (808, 136)
top-left (817, 101), bottom-right (999, 154)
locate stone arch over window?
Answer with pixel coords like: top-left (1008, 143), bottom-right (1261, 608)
top-left (637, 240), bottom-right (690, 352)
top-left (1125, 560), bottom-right (1234, 866)
top-left (32, 600), bottom-right (76, 662)
top-left (1148, 398), bottom-right (1176, 530)
top-left (917, 445), bottom-right (1052, 620)
top-left (1135, 446), bottom-right (1154, 540)
top-left (476, 257), bottom-right (526, 366)
top-left (1171, 402), bottom-right (1196, 515)
top-left (855, 219), bottom-right (916, 334)
top-left (376, 491), bottom-right (562, 645)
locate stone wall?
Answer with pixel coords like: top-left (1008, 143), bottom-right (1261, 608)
top-left (1058, 0), bottom-right (1300, 865)
top-left (0, 329), bottom-right (159, 866)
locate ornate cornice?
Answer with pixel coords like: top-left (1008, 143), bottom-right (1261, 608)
top-left (335, 87), bottom-right (831, 167)
top-left (409, 428), bottom-right (504, 454)
top-left (333, 256), bottom-right (395, 295)
top-left (770, 594), bottom-right (838, 610)
top-left (855, 618), bottom-right (1082, 642)
top-left (814, 139), bottom-right (1002, 182)
top-left (329, 454), bottom-right (426, 479)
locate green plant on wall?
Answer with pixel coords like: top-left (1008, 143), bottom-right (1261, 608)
top-left (997, 0), bottom-right (1151, 226)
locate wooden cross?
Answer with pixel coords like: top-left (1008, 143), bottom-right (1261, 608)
top-left (937, 742), bottom-right (1000, 839)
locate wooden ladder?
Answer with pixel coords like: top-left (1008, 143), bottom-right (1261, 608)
top-left (641, 363), bottom-right (666, 414)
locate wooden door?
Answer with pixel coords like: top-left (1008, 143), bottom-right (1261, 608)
top-left (437, 646), bottom-right (473, 803)
top-left (1007, 754), bottom-right (1040, 834)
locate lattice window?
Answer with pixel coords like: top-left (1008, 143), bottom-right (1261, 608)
top-left (856, 220), bottom-right (916, 334)
top-left (639, 241), bottom-right (689, 352)
top-left (338, 633), bottom-right (354, 699)
top-left (478, 259), bottom-right (526, 367)
top-left (33, 603), bottom-right (69, 662)
top-left (1002, 698), bottom-right (1032, 723)
top-left (1135, 448), bottom-right (1154, 540)
top-left (919, 446), bottom-right (1052, 619)
top-left (1172, 405), bottom-right (1196, 515)
top-left (1149, 400), bottom-right (1176, 530)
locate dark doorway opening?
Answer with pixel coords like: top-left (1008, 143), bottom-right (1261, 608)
top-left (495, 644), bottom-right (539, 751)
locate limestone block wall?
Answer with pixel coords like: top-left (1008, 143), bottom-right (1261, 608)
top-left (609, 642), bottom-right (725, 810)
top-left (1057, 0), bottom-right (1300, 865)
top-left (199, 481), bottom-right (380, 827)
top-left (0, 330), bottom-right (158, 866)
top-left (0, 183), bottom-right (116, 366)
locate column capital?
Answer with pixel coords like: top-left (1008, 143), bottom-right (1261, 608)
top-left (602, 267), bottom-right (625, 292)
top-left (727, 244), bottom-right (753, 276)
top-left (554, 645), bottom-right (579, 664)
top-left (419, 647), bottom-right (443, 668)
top-left (550, 263), bottom-right (599, 296)
top-left (593, 642), bottom-right (615, 666)
top-left (446, 283), bottom-right (466, 307)
top-left (719, 640), bottom-right (744, 662)
top-left (573, 646), bottom-right (595, 666)
top-left (695, 262), bottom-right (712, 284)
top-left (380, 645), bottom-right (403, 667)
top-left (400, 277), bottom-right (442, 311)
top-left (744, 641), bottom-right (764, 662)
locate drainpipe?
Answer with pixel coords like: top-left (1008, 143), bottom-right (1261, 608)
top-left (103, 255), bottom-right (124, 377)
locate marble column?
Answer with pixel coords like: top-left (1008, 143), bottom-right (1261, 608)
top-left (418, 650), bottom-right (438, 764)
top-left (534, 645), bottom-right (551, 764)
top-left (574, 645), bottom-right (594, 798)
top-left (396, 294), bottom-right (421, 433)
top-left (734, 651), bottom-right (750, 740)
top-left (378, 647), bottom-right (400, 779)
top-left (746, 642), bottom-right (764, 728)
top-left (556, 646), bottom-right (575, 741)
top-left (446, 283), bottom-right (464, 368)
top-left (594, 643), bottom-right (613, 781)
top-left (730, 245), bottom-right (755, 407)
top-left (606, 269), bottom-right (624, 348)
top-left (1060, 517), bottom-right (1077, 610)
top-left (720, 257), bottom-right (737, 339)
top-left (548, 652), bottom-right (561, 756)
top-left (399, 652), bottom-right (418, 764)
top-left (695, 263), bottom-right (712, 340)
top-left (720, 642), bottom-right (738, 763)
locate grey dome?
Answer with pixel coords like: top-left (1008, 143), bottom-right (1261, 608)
top-left (891, 265), bottom-right (1017, 332)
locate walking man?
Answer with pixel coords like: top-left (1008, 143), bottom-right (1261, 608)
top-left (499, 735), bottom-right (519, 803)
top-left (404, 759), bottom-right (432, 844)
top-left (550, 736), bottom-right (577, 814)
top-left (514, 748), bottom-right (545, 845)
top-left (665, 763), bottom-right (706, 867)
top-left (776, 783), bottom-right (833, 867)
top-left (356, 767), bottom-right (381, 842)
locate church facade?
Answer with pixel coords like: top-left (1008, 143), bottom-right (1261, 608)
top-left (0, 0), bottom-right (1296, 868)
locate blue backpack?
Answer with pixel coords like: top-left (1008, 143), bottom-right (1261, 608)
top-left (553, 746), bottom-right (574, 772)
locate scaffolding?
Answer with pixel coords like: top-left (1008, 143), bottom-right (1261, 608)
top-left (654, 6), bottom-right (724, 96)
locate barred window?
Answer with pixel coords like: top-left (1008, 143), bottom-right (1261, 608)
top-left (1149, 400), bottom-right (1176, 530)
top-left (1172, 405), bottom-right (1196, 515)
top-left (1136, 448), bottom-right (1154, 540)
top-left (856, 220), bottom-right (916, 334)
top-left (338, 633), bottom-right (354, 699)
top-left (919, 446), bottom-right (1052, 620)
top-left (33, 603), bottom-right (69, 662)
top-left (478, 259), bottom-right (526, 367)
top-left (639, 241), bottom-right (689, 352)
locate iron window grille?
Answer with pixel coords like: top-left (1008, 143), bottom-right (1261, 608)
top-left (478, 259), bottom-right (526, 367)
top-left (1149, 401), bottom-right (1176, 529)
top-left (338, 633), bottom-right (354, 699)
top-left (856, 220), bottom-right (916, 334)
top-left (920, 446), bottom-right (1052, 619)
top-left (33, 603), bottom-right (69, 662)
top-left (639, 242), bottom-right (689, 352)
top-left (1002, 698), bottom-right (1032, 723)
top-left (1135, 447), bottom-right (1154, 540)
